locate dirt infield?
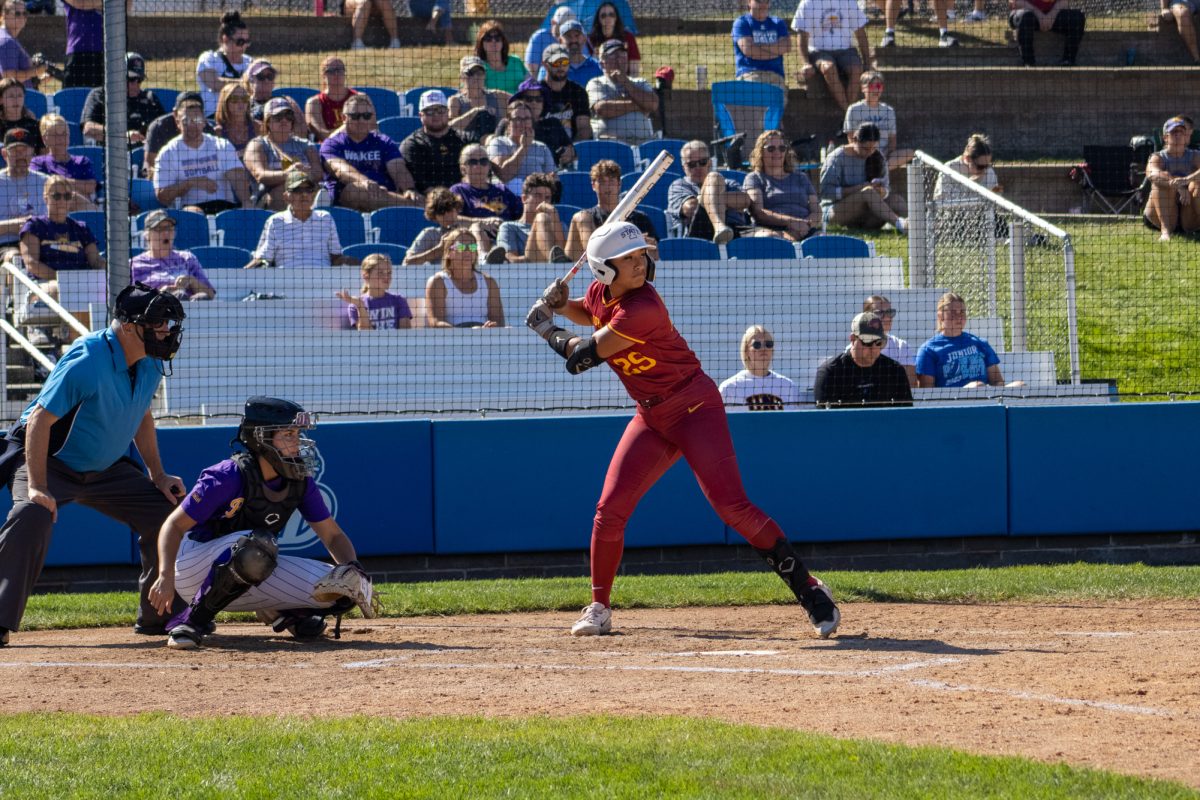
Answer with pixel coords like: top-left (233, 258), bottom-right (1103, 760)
top-left (2, 601), bottom-right (1198, 788)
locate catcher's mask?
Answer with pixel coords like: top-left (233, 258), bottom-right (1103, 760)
top-left (236, 396), bottom-right (319, 481)
top-left (113, 282), bottom-right (186, 373)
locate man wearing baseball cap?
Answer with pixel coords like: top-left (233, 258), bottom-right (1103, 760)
top-left (557, 18), bottom-right (603, 85)
top-left (81, 52), bottom-right (167, 145)
top-left (252, 169), bottom-right (358, 268)
top-left (399, 89), bottom-right (466, 194)
top-left (153, 91), bottom-right (253, 215)
top-left (142, 91), bottom-right (215, 179)
top-left (1144, 115), bottom-right (1200, 241)
top-left (526, 4), bottom-right (576, 76)
top-left (813, 311), bottom-right (912, 408)
top-left (539, 43), bottom-right (593, 144)
top-left (0, 128), bottom-right (47, 249)
top-left (586, 39), bottom-right (657, 145)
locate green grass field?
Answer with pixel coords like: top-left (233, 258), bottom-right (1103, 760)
top-left (7, 563), bottom-right (1200, 798)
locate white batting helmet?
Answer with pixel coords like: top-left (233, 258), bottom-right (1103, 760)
top-left (586, 221), bottom-right (649, 285)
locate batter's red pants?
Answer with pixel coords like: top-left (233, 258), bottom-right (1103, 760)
top-left (589, 373), bottom-right (784, 606)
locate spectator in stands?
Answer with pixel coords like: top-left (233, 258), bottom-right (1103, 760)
top-left (667, 139), bottom-right (752, 243)
top-left (1162, 0), bottom-right (1200, 63)
top-left (513, 78), bottom-right (575, 167)
top-left (153, 93), bottom-right (252, 215)
top-left (196, 11), bottom-right (252, 117)
top-left (843, 71), bottom-right (914, 173)
top-left (526, 5), bottom-right (575, 77)
top-left (252, 169), bottom-right (357, 269)
top-left (62, 0), bottom-right (103, 88)
top-left (241, 58), bottom-right (305, 138)
top-left (732, 0), bottom-right (791, 97)
top-left (345, 0), bottom-right (401, 51)
top-left (81, 52), bottom-right (165, 145)
top-left (337, 254), bottom-right (412, 330)
top-left (0, 0), bottom-right (46, 88)
top-left (399, 90), bottom-right (466, 195)
top-left (1143, 116), bottom-right (1200, 241)
top-left (130, 210), bottom-right (216, 301)
top-left (143, 91), bottom-right (215, 180)
top-left (491, 172), bottom-right (569, 263)
top-left (305, 57), bottom-right (358, 143)
top-left (879, 0), bottom-right (958, 50)
top-left (31, 114), bottom-right (96, 210)
top-left (244, 98), bottom-right (323, 212)
top-left (450, 143), bottom-right (522, 252)
top-left (322, 93), bottom-right (420, 211)
top-left (791, 0), bottom-right (872, 111)
top-left (0, 128), bottom-right (46, 252)
top-left (213, 83), bottom-right (257, 157)
top-left (448, 55), bottom-right (509, 144)
top-left (746, 130), bottom-right (821, 241)
top-left (916, 292), bottom-right (1024, 388)
top-left (589, 2), bottom-right (641, 76)
top-left (476, 19), bottom-right (527, 94)
top-left (0, 76), bottom-right (42, 154)
top-left (861, 294), bottom-right (916, 386)
top-left (559, 19), bottom-right (603, 86)
top-left (934, 132), bottom-right (1001, 206)
top-left (820, 122), bottom-right (907, 232)
top-left (488, 100), bottom-right (556, 196)
top-left (815, 311), bottom-right (913, 407)
top-left (411, 0), bottom-right (453, 46)
top-left (586, 39), bottom-right (657, 145)
top-left (566, 159), bottom-right (657, 260)
top-left (19, 175), bottom-right (103, 284)
top-left (425, 228), bottom-right (505, 328)
top-left (1009, 0), bottom-right (1085, 66)
top-left (718, 325), bottom-right (802, 411)
top-left (405, 186), bottom-right (468, 266)
top-left (540, 44), bottom-right (593, 143)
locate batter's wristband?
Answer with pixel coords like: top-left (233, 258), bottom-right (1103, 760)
top-left (547, 328), bottom-right (573, 359)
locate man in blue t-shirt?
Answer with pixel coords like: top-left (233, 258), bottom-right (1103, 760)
top-left (320, 92), bottom-right (420, 211)
top-left (0, 284), bottom-right (189, 647)
top-left (730, 0), bottom-right (792, 147)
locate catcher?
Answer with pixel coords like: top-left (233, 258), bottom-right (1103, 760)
top-left (147, 396), bottom-right (377, 650)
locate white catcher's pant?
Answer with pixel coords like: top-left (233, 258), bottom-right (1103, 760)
top-left (174, 530), bottom-right (337, 612)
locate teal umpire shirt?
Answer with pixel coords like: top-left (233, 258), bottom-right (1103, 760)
top-left (18, 327), bottom-right (163, 473)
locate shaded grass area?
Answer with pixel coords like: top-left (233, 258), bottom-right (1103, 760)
top-left (20, 562), bottom-right (1200, 631)
top-left (0, 714), bottom-right (1194, 800)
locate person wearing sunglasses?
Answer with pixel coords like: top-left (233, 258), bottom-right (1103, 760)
top-left (791, 0), bottom-right (871, 112)
top-left (718, 325), bottom-right (801, 411)
top-left (399, 89), bottom-right (467, 195)
top-left (19, 175), bottom-right (103, 284)
top-left (475, 19), bottom-right (528, 93)
top-left (31, 113), bottom-right (97, 210)
top-left (61, 0), bottom-right (105, 88)
top-left (934, 133), bottom-right (1001, 209)
top-left (448, 55), bottom-right (509, 145)
top-left (819, 122), bottom-right (907, 233)
top-left (538, 43), bottom-right (593, 144)
top-left (425, 228), bottom-right (505, 328)
top-left (746, 129), bottom-right (821, 241)
top-left (842, 71), bottom-right (914, 174)
top-left (304, 57), bottom-right (358, 143)
top-left (512, 77), bottom-right (575, 167)
top-left (244, 97), bottom-right (323, 211)
top-left (586, 38), bottom-right (657, 146)
top-left (153, 93), bottom-right (253, 216)
top-left (856, 294), bottom-right (916, 387)
top-left (814, 311), bottom-right (912, 408)
top-left (251, 169), bottom-right (358, 269)
top-left (344, 0), bottom-right (401, 51)
top-left (0, 0), bottom-right (48, 88)
top-left (321, 94), bottom-right (421, 212)
top-left (667, 140), bottom-right (751, 243)
top-left (526, 5), bottom-right (575, 78)
top-left (557, 19), bottom-right (603, 86)
top-left (196, 11), bottom-right (252, 117)
top-left (588, 2), bottom-right (640, 76)
top-left (487, 100), bottom-right (556, 197)
top-left (143, 91), bottom-right (217, 182)
top-left (213, 83), bottom-right (257, 158)
top-left (450, 143), bottom-right (523, 254)
top-left (916, 292), bottom-right (1023, 389)
top-left (81, 52), bottom-right (166, 146)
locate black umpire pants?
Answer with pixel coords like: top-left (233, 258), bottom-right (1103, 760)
top-left (0, 456), bottom-right (180, 633)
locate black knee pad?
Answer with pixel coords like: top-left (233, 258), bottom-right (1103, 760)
top-left (230, 530), bottom-right (279, 585)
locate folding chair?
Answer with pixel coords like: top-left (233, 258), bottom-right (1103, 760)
top-left (710, 81), bottom-right (784, 169)
top-left (1073, 145), bottom-right (1146, 215)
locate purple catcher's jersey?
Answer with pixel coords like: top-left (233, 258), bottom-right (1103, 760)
top-left (181, 457), bottom-right (331, 542)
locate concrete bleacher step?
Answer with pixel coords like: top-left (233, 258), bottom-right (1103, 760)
top-left (873, 29), bottom-right (1193, 67)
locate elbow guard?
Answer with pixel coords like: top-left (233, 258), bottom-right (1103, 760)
top-left (565, 336), bottom-right (601, 374)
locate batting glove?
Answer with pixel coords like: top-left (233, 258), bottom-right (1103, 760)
top-left (541, 279), bottom-right (569, 310)
top-left (525, 301), bottom-right (559, 340)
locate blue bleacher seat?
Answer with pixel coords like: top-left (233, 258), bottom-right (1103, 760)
top-left (638, 206), bottom-right (667, 241)
top-left (148, 87), bottom-right (178, 116)
top-left (710, 81), bottom-right (784, 162)
top-left (799, 234), bottom-right (871, 259)
top-left (621, 171), bottom-right (673, 212)
top-left (556, 203), bottom-right (582, 234)
top-left (343, 242), bottom-right (408, 263)
top-left (378, 116), bottom-right (422, 143)
top-left (353, 86), bottom-right (402, 121)
top-left (719, 168), bottom-right (748, 186)
top-left (402, 86), bottom-right (456, 116)
top-left (25, 90), bottom-right (48, 119)
top-left (557, 172), bottom-right (594, 207)
top-left (272, 86), bottom-right (318, 108)
top-left (68, 145), bottom-right (104, 182)
top-left (325, 206), bottom-right (368, 247)
top-left (574, 140), bottom-right (638, 175)
top-left (726, 236), bottom-right (796, 260)
top-left (66, 120), bottom-right (84, 147)
top-left (658, 237), bottom-right (720, 262)
top-left (637, 139), bottom-right (686, 174)
top-left (130, 178), bottom-right (161, 213)
top-left (130, 146), bottom-right (145, 177)
top-left (189, 245), bottom-right (253, 270)
top-left (135, 209), bottom-right (210, 250)
top-left (53, 87), bottom-right (93, 126)
top-left (214, 208), bottom-right (273, 252)
top-left (369, 206), bottom-right (428, 248)
top-left (68, 211), bottom-right (106, 252)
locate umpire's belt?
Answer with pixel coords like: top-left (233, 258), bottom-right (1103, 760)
top-left (636, 371), bottom-right (700, 409)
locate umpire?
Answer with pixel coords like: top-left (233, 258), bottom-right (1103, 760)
top-left (0, 283), bottom-right (188, 646)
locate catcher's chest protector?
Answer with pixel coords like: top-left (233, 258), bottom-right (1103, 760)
top-left (213, 452), bottom-right (308, 537)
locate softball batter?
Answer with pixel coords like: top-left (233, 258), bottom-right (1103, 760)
top-left (526, 222), bottom-right (840, 638)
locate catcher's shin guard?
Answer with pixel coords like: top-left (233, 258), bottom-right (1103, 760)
top-left (172, 532), bottom-right (279, 631)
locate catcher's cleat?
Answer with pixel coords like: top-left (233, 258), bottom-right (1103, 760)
top-left (798, 578), bottom-right (840, 639)
top-left (260, 609), bottom-right (327, 639)
top-left (167, 624), bottom-right (203, 650)
top-left (570, 602), bottom-right (612, 636)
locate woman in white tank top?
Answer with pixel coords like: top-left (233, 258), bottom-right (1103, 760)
top-left (425, 229), bottom-right (506, 328)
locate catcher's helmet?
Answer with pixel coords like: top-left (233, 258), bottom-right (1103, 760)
top-left (585, 221), bottom-right (655, 285)
top-left (113, 282), bottom-right (186, 363)
top-left (237, 396), bottom-right (319, 481)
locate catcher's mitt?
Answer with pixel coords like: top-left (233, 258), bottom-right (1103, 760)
top-left (312, 561), bottom-right (380, 618)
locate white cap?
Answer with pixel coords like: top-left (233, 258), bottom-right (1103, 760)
top-left (418, 89), bottom-right (449, 112)
top-left (551, 5), bottom-right (576, 25)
